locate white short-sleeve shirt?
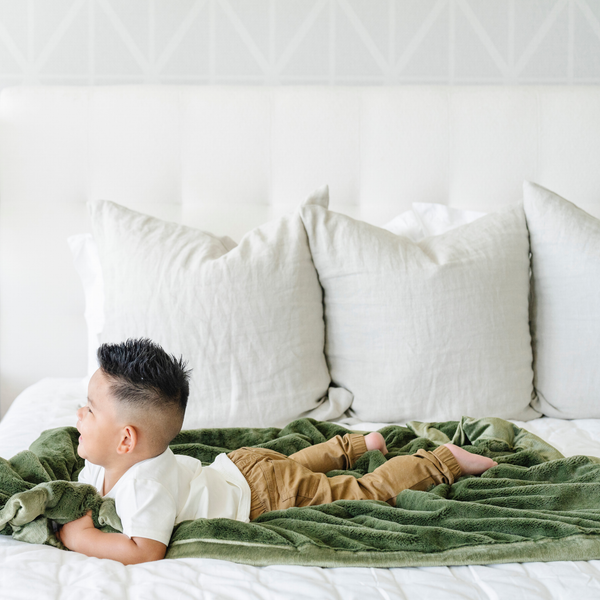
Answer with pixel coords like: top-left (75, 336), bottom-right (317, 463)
top-left (78, 449), bottom-right (251, 545)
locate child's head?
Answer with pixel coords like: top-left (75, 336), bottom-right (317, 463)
top-left (76, 338), bottom-right (191, 466)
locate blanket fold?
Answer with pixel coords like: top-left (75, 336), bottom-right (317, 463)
top-left (2, 416), bottom-right (600, 567)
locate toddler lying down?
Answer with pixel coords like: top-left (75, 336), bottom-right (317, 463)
top-left (57, 338), bottom-right (497, 565)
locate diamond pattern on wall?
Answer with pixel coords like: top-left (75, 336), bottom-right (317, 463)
top-left (95, 0), bottom-right (148, 79)
top-left (0, 0), bottom-right (599, 90)
top-left (335, 0), bottom-right (387, 81)
top-left (516, 0), bottom-right (570, 79)
top-left (276, 1), bottom-right (329, 83)
top-left (215, 0), bottom-right (269, 79)
top-left (395, 0), bottom-right (447, 78)
top-left (157, 1), bottom-right (210, 81)
top-left (400, 1), bottom-right (449, 79)
top-left (38, 1), bottom-right (89, 81)
top-left (574, 0), bottom-right (600, 79)
top-left (454, 2), bottom-right (508, 79)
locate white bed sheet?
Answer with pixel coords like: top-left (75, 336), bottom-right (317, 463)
top-left (2, 378), bottom-right (600, 600)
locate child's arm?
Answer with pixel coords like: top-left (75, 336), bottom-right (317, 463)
top-left (57, 511), bottom-right (167, 564)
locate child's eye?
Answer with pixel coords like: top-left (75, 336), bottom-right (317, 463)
top-left (87, 407), bottom-right (92, 414)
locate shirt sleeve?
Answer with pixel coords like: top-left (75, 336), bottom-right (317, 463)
top-left (113, 478), bottom-right (177, 546)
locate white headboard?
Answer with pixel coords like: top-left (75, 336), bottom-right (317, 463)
top-left (1, 85), bottom-right (600, 415)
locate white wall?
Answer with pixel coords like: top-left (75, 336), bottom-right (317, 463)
top-left (0, 0), bottom-right (599, 87)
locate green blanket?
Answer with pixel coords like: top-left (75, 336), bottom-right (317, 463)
top-left (2, 416), bottom-right (600, 567)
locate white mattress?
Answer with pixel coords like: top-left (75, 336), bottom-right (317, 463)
top-left (2, 379), bottom-right (600, 600)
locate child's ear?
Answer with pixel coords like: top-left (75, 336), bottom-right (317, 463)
top-left (117, 425), bottom-right (138, 455)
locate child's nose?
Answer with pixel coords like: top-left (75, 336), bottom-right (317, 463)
top-left (76, 406), bottom-right (85, 420)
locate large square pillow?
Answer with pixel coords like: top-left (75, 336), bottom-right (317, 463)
top-left (300, 198), bottom-right (539, 423)
top-left (524, 181), bottom-right (600, 418)
top-left (72, 202), bottom-right (487, 377)
top-left (88, 190), bottom-right (347, 429)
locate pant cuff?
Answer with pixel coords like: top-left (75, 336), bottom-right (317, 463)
top-left (433, 445), bottom-right (462, 481)
top-left (348, 433), bottom-right (368, 462)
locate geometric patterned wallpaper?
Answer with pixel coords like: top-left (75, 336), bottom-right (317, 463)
top-left (0, 0), bottom-right (599, 91)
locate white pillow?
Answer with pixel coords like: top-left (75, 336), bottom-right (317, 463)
top-left (70, 202), bottom-right (488, 375)
top-left (68, 233), bottom-right (105, 376)
top-left (88, 190), bottom-right (344, 429)
top-left (383, 203), bottom-right (486, 241)
top-left (68, 231), bottom-right (238, 380)
top-left (524, 181), bottom-right (600, 418)
top-left (300, 199), bottom-right (539, 423)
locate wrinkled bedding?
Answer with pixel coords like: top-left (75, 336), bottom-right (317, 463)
top-left (2, 378), bottom-right (600, 599)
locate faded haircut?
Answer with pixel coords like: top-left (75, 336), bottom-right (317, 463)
top-left (97, 338), bottom-right (191, 445)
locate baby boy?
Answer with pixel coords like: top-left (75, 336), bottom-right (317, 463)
top-left (57, 338), bottom-right (497, 564)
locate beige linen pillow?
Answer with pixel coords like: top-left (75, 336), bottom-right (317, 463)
top-left (524, 181), bottom-right (600, 418)
top-left (300, 200), bottom-right (539, 423)
top-left (88, 191), bottom-right (343, 429)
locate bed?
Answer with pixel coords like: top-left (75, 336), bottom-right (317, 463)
top-left (1, 85), bottom-right (600, 599)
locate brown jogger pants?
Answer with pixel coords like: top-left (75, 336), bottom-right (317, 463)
top-left (228, 434), bottom-right (462, 520)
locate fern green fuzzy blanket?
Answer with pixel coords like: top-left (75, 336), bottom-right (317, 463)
top-left (2, 416), bottom-right (600, 567)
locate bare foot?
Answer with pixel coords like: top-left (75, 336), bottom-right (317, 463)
top-left (365, 432), bottom-right (388, 455)
top-left (443, 443), bottom-right (497, 475)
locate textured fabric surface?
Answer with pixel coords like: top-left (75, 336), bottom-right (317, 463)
top-left (5, 380), bottom-right (600, 600)
top-left (0, 428), bottom-right (121, 548)
top-left (88, 193), bottom-right (340, 429)
top-left (228, 436), bottom-right (459, 520)
top-left (7, 418), bottom-right (600, 569)
top-left (167, 418), bottom-right (600, 566)
top-left (524, 182), bottom-right (600, 419)
top-left (300, 202), bottom-right (538, 423)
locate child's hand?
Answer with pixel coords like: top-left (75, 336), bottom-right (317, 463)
top-left (56, 509), bottom-right (166, 564)
top-left (56, 510), bottom-right (95, 550)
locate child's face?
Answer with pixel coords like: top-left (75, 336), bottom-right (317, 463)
top-left (76, 369), bottom-right (125, 466)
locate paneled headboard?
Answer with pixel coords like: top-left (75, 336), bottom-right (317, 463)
top-left (1, 85), bottom-right (600, 415)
